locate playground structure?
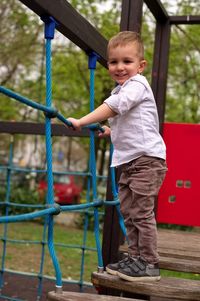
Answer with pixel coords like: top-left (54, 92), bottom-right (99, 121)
top-left (0, 0), bottom-right (200, 301)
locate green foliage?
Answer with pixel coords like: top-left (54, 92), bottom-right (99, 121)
top-left (0, 0), bottom-right (199, 125)
top-left (0, 0), bottom-right (43, 87)
top-left (0, 184), bottom-right (42, 216)
top-left (162, 1), bottom-right (200, 123)
top-left (0, 0), bottom-right (43, 121)
top-left (0, 0), bottom-right (199, 188)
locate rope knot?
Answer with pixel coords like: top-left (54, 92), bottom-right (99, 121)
top-left (47, 203), bottom-right (61, 215)
top-left (93, 199), bottom-right (103, 208)
top-left (44, 107), bottom-right (58, 118)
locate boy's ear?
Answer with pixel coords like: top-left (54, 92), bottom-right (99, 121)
top-left (138, 60), bottom-right (147, 74)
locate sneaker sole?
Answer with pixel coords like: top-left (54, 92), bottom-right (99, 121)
top-left (118, 272), bottom-right (161, 282)
top-left (106, 266), bottom-right (118, 276)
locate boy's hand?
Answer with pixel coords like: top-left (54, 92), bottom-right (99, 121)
top-left (98, 125), bottom-right (111, 138)
top-left (67, 117), bottom-right (82, 131)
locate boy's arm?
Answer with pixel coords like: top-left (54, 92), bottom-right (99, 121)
top-left (68, 103), bottom-right (116, 130)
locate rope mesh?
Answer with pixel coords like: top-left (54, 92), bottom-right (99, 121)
top-left (0, 16), bottom-right (126, 301)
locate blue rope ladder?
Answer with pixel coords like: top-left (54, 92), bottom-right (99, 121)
top-left (0, 16), bottom-right (126, 300)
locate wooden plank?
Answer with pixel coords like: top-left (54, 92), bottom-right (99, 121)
top-left (160, 256), bottom-right (200, 274)
top-left (47, 291), bottom-right (146, 301)
top-left (92, 272), bottom-right (200, 301)
top-left (157, 229), bottom-right (200, 260)
top-left (19, 0), bottom-right (107, 67)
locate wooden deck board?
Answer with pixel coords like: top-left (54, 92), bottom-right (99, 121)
top-left (157, 229), bottom-right (200, 260)
top-left (91, 272), bottom-right (200, 301)
top-left (160, 256), bottom-right (200, 273)
top-left (47, 291), bottom-right (146, 301)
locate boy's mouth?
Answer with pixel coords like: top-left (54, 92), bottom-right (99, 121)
top-left (116, 73), bottom-right (127, 79)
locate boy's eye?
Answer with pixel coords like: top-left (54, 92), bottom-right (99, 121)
top-left (108, 59), bottom-right (133, 65)
top-left (124, 60), bottom-right (132, 64)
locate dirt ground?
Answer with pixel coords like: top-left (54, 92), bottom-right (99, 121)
top-left (1, 272), bottom-right (97, 300)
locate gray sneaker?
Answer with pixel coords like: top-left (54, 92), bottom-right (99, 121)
top-left (117, 257), bottom-right (161, 281)
top-left (106, 255), bottom-right (137, 276)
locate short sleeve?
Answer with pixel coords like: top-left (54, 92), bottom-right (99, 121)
top-left (104, 80), bottom-right (146, 115)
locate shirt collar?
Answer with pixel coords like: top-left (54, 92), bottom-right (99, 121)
top-left (111, 74), bottom-right (141, 95)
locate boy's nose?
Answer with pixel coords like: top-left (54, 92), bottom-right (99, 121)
top-left (117, 62), bottom-right (124, 70)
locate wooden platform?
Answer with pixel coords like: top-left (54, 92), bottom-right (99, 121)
top-left (157, 228), bottom-right (200, 260)
top-left (120, 229), bottom-right (200, 273)
top-left (47, 291), bottom-right (146, 301)
top-left (91, 272), bottom-right (200, 301)
top-left (91, 229), bottom-right (200, 300)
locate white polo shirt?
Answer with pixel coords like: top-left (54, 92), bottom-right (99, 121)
top-left (104, 74), bottom-right (166, 167)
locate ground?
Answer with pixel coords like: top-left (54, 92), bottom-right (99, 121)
top-left (1, 272), bottom-right (96, 301)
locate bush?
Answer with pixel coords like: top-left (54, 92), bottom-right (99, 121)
top-left (0, 185), bottom-right (44, 216)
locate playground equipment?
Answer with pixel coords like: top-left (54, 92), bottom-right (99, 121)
top-left (0, 13), bottom-right (127, 300)
top-left (0, 0), bottom-right (200, 300)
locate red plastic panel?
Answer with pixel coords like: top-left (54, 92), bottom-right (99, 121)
top-left (157, 122), bottom-right (200, 226)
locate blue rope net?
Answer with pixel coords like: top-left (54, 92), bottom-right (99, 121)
top-left (0, 16), bottom-right (126, 300)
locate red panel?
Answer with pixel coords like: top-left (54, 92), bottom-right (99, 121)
top-left (157, 122), bottom-right (200, 226)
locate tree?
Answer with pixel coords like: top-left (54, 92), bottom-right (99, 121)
top-left (163, 0), bottom-right (200, 123)
top-left (0, 0), bottom-right (199, 171)
top-left (0, 0), bottom-right (43, 120)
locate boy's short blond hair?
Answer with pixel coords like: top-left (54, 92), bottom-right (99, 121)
top-left (107, 31), bottom-right (144, 60)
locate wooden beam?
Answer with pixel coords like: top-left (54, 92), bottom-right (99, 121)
top-left (92, 272), bottom-right (200, 300)
top-left (144, 0), bottom-right (168, 23)
top-left (120, 0), bottom-right (143, 33)
top-left (101, 167), bottom-right (123, 297)
top-left (47, 291), bottom-right (147, 301)
top-left (102, 171), bottom-right (121, 268)
top-left (0, 121), bottom-right (91, 137)
top-left (170, 15), bottom-right (200, 25)
top-left (19, 0), bottom-right (108, 67)
top-left (151, 20), bottom-right (171, 132)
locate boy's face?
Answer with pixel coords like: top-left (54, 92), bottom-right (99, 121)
top-left (107, 43), bottom-right (146, 85)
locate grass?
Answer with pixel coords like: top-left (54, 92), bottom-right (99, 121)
top-left (161, 270), bottom-right (200, 280)
top-left (0, 217), bottom-right (100, 283)
top-left (0, 219), bottom-right (200, 284)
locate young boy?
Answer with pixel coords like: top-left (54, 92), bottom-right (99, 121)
top-left (68, 31), bottom-right (167, 281)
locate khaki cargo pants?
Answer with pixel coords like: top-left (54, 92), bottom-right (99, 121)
top-left (117, 155), bottom-right (167, 264)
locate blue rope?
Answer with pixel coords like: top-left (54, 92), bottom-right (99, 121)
top-left (0, 16), bottom-right (127, 300)
top-left (109, 144), bottom-right (127, 240)
top-left (44, 23), bottom-right (62, 287)
top-left (0, 295), bottom-right (22, 301)
top-left (0, 86), bottom-right (104, 133)
top-left (88, 53), bottom-right (103, 270)
top-left (0, 137), bottom-right (13, 291)
top-left (0, 206), bottom-right (60, 223)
